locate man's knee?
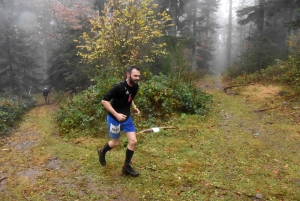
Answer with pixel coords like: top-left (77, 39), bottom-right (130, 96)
top-left (109, 139), bottom-right (121, 147)
top-left (128, 138), bottom-right (137, 146)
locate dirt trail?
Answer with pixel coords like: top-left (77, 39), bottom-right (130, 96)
top-left (0, 99), bottom-right (61, 199)
top-left (0, 97), bottom-right (117, 200)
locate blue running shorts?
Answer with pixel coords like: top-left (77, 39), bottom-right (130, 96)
top-left (106, 115), bottom-right (136, 139)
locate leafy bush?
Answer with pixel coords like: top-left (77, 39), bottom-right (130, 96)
top-left (0, 94), bottom-right (37, 135)
top-left (55, 74), bottom-right (212, 138)
top-left (19, 93), bottom-right (38, 110)
top-left (55, 77), bottom-right (119, 137)
top-left (136, 74), bottom-right (212, 119)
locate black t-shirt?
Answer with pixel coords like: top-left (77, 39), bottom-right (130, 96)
top-left (102, 80), bottom-right (138, 121)
top-left (43, 89), bottom-right (49, 96)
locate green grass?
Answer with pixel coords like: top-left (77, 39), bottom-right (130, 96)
top-left (1, 79), bottom-right (300, 200)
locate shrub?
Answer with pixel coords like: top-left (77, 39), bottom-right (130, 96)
top-left (0, 94), bottom-right (37, 135)
top-left (56, 74), bottom-right (212, 138)
top-left (137, 74), bottom-right (212, 119)
top-left (55, 77), bottom-right (119, 137)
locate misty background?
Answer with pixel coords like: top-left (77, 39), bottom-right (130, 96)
top-left (0, 0), bottom-right (299, 94)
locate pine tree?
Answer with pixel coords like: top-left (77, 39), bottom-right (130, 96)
top-left (0, 0), bottom-right (40, 93)
top-left (178, 0), bottom-right (219, 71)
top-left (30, 0), bottom-right (97, 91)
top-left (236, 0), bottom-right (293, 73)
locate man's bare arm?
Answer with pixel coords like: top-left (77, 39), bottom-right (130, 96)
top-left (131, 101), bottom-right (140, 115)
top-left (101, 100), bottom-right (127, 121)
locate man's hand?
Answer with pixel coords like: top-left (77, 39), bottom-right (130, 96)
top-left (133, 107), bottom-right (140, 115)
top-left (115, 113), bottom-right (127, 121)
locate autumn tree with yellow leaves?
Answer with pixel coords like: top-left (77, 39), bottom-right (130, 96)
top-left (77, 0), bottom-right (172, 76)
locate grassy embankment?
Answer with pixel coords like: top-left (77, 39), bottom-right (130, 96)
top-left (0, 76), bottom-right (299, 200)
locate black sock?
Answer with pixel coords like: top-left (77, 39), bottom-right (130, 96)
top-left (102, 143), bottom-right (112, 154)
top-left (124, 148), bottom-right (134, 166)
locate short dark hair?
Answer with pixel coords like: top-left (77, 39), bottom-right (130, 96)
top-left (126, 66), bottom-right (140, 73)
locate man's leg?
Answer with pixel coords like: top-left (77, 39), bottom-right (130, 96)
top-left (98, 139), bottom-right (120, 166)
top-left (98, 115), bottom-right (121, 166)
top-left (122, 132), bottom-right (139, 176)
top-left (124, 132), bottom-right (137, 166)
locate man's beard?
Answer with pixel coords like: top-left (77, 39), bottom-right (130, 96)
top-left (129, 75), bottom-right (139, 86)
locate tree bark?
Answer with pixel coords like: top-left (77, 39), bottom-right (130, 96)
top-left (94, 0), bottom-right (105, 16)
top-left (5, 23), bottom-right (13, 91)
top-left (257, 0), bottom-right (265, 70)
top-left (169, 0), bottom-right (177, 36)
top-left (257, 0), bottom-right (265, 37)
top-left (205, 0), bottom-right (211, 38)
top-left (43, 39), bottom-right (47, 81)
top-left (192, 6), bottom-right (197, 71)
top-left (226, 0), bottom-right (233, 68)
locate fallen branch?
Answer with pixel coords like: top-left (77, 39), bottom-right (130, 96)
top-left (23, 190), bottom-right (30, 201)
top-left (2, 149), bottom-right (10, 151)
top-left (0, 176), bottom-right (7, 182)
top-left (223, 84), bottom-right (249, 93)
top-left (254, 106), bottom-right (279, 112)
top-left (137, 126), bottom-right (177, 134)
top-left (225, 92), bottom-right (238, 95)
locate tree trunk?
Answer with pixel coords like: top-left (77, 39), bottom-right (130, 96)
top-left (226, 0), bottom-right (232, 68)
top-left (5, 23), bottom-right (13, 91)
top-left (257, 0), bottom-right (265, 37)
top-left (169, 0), bottom-right (177, 36)
top-left (257, 0), bottom-right (265, 70)
top-left (205, 0), bottom-right (210, 38)
top-left (286, 5), bottom-right (296, 56)
top-left (43, 39), bottom-right (47, 81)
top-left (95, 0), bottom-right (105, 16)
top-left (192, 7), bottom-right (197, 71)
top-left (237, 0), bottom-right (246, 59)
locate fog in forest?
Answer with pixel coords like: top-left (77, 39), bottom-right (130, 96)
top-left (2, 2), bottom-right (300, 200)
top-left (0, 0), bottom-right (299, 93)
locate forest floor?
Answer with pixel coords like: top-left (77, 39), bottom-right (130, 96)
top-left (0, 75), bottom-right (300, 201)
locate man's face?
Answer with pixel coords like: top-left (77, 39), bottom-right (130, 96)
top-left (128, 69), bottom-right (140, 86)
